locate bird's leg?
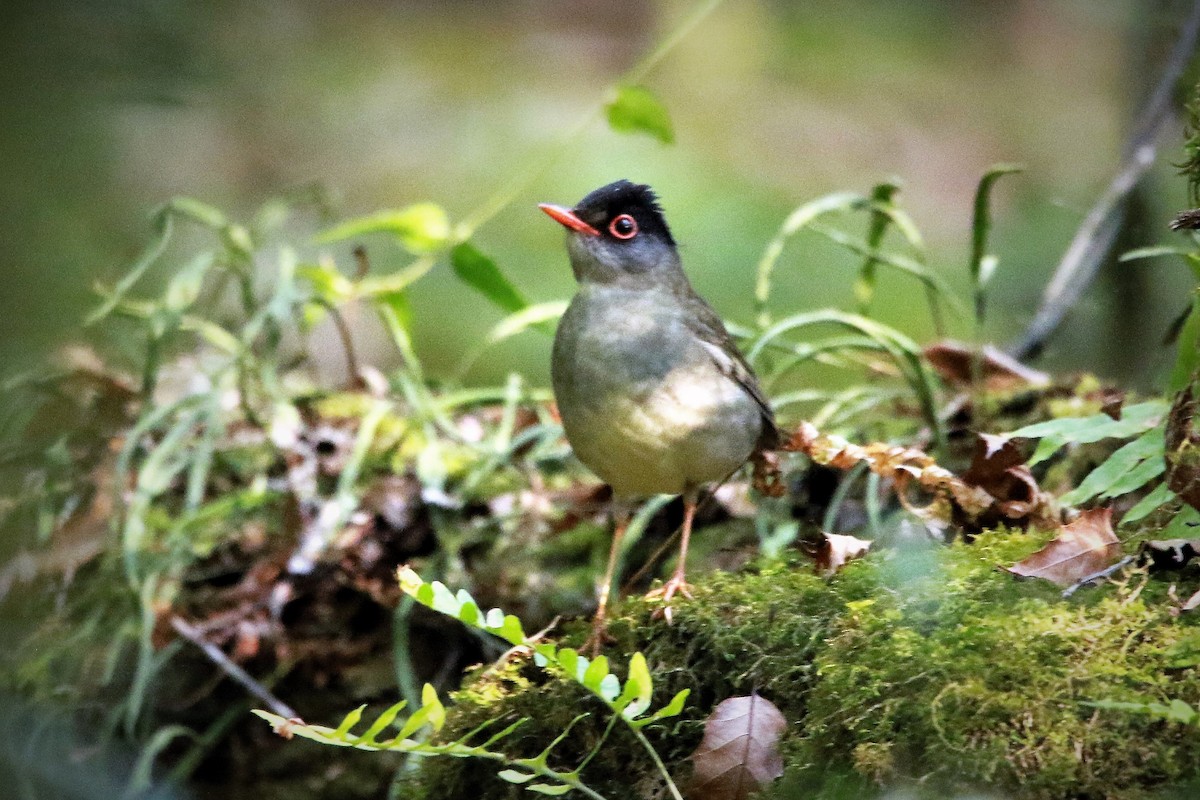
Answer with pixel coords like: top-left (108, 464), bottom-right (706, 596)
top-left (646, 489), bottom-right (698, 623)
top-left (584, 506), bottom-right (630, 656)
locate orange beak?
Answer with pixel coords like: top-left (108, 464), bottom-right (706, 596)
top-left (539, 203), bottom-right (601, 236)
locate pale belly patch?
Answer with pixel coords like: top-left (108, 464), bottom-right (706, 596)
top-left (561, 358), bottom-right (762, 497)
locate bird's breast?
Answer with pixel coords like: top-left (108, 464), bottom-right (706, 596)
top-left (552, 287), bottom-right (761, 496)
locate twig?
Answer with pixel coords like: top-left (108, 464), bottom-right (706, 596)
top-left (171, 616), bottom-right (297, 719)
top-left (477, 615), bottom-right (562, 682)
top-left (1009, 0), bottom-right (1200, 361)
top-left (314, 297), bottom-right (362, 388)
top-left (1061, 554), bottom-right (1138, 598)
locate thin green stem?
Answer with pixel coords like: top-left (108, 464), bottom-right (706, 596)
top-left (577, 712), bottom-right (622, 774)
top-left (631, 728), bottom-right (684, 800)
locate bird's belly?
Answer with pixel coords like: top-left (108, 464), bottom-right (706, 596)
top-left (557, 347), bottom-right (762, 497)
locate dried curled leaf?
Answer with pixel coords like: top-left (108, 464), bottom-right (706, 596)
top-left (785, 422), bottom-right (1057, 532)
top-left (688, 694), bottom-right (786, 800)
top-left (959, 433), bottom-right (1043, 526)
top-left (751, 449), bottom-right (785, 498)
top-left (803, 532), bottom-right (872, 577)
top-left (923, 340), bottom-right (1049, 389)
top-left (1006, 507), bottom-right (1120, 586)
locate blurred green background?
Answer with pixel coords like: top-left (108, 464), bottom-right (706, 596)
top-left (1, 0), bottom-right (1194, 390)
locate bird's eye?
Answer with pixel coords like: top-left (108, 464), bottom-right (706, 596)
top-left (608, 214), bottom-right (638, 240)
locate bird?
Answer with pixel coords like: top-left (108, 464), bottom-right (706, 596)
top-left (539, 180), bottom-right (779, 646)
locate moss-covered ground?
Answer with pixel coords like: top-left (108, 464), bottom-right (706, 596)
top-left (400, 531), bottom-right (1200, 799)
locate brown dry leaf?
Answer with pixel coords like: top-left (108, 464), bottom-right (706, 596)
top-left (922, 340), bottom-right (1049, 390)
top-left (1006, 507), bottom-right (1121, 586)
top-left (1165, 380), bottom-right (1200, 511)
top-left (803, 532), bottom-right (872, 577)
top-left (688, 694), bottom-right (786, 800)
top-left (1099, 389), bottom-right (1126, 421)
top-left (959, 433), bottom-right (1043, 525)
top-left (784, 422), bottom-right (1058, 532)
top-left (751, 449), bottom-right (785, 498)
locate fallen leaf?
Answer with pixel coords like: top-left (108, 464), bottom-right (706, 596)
top-left (785, 423), bottom-right (1058, 535)
top-left (1006, 508), bottom-right (1121, 586)
top-left (959, 433), bottom-right (1043, 525)
top-left (923, 341), bottom-right (1049, 390)
top-left (688, 694), bottom-right (786, 800)
top-left (1166, 380), bottom-right (1200, 511)
top-left (803, 532), bottom-right (872, 577)
top-left (751, 450), bottom-right (785, 498)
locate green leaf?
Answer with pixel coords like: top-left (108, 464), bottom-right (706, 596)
top-left (1169, 292), bottom-right (1200, 392)
top-left (358, 700), bottom-right (407, 744)
top-left (1166, 699), bottom-right (1199, 725)
top-left (87, 212), bottom-right (174, 325)
top-left (597, 674), bottom-right (620, 703)
top-left (496, 614), bottom-right (526, 645)
top-left (1121, 482), bottom-right (1175, 525)
top-left (969, 164), bottom-right (1022, 326)
top-left (333, 705), bottom-right (367, 738)
top-left (397, 684), bottom-right (446, 739)
top-left (1159, 504), bottom-right (1200, 540)
top-left (458, 600), bottom-right (479, 627)
top-left (526, 783), bottom-right (574, 796)
top-left (605, 85), bottom-right (674, 144)
top-left (451, 242), bottom-right (528, 313)
top-left (581, 655), bottom-right (609, 693)
top-left (497, 769), bottom-right (537, 784)
top-left (165, 252), bottom-right (216, 313)
top-left (1119, 244), bottom-right (1191, 262)
top-left (317, 203), bottom-right (451, 254)
top-left (485, 301), bottom-right (567, 344)
top-left (1166, 634), bottom-right (1200, 668)
top-left (1099, 452), bottom-right (1166, 499)
top-left (429, 581), bottom-right (461, 616)
top-left (358, 257), bottom-right (437, 297)
top-left (1059, 427), bottom-right (1165, 505)
top-left (299, 261), bottom-right (355, 302)
top-left (1007, 401), bottom-right (1168, 465)
top-left (634, 688), bottom-right (690, 729)
top-left (754, 191), bottom-right (864, 324)
top-left (557, 648), bottom-right (579, 680)
top-left (533, 643), bottom-right (556, 668)
top-left (853, 182), bottom-right (900, 314)
top-left (621, 652), bottom-right (654, 719)
top-left (167, 196), bottom-right (229, 229)
top-left (969, 165), bottom-right (1022, 285)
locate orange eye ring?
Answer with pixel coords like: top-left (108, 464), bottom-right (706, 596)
top-left (608, 214), bottom-right (638, 239)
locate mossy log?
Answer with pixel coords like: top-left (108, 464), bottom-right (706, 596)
top-left (398, 532), bottom-right (1200, 800)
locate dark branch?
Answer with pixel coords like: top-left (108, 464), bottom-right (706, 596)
top-left (1009, 0), bottom-right (1200, 361)
top-left (172, 616), bottom-right (297, 719)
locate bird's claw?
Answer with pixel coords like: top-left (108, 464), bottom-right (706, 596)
top-left (582, 615), bottom-right (616, 657)
top-left (645, 575), bottom-right (694, 623)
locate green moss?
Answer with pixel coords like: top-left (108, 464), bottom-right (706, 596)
top-left (404, 534), bottom-right (1200, 799)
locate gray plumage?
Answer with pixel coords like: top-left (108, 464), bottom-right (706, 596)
top-left (547, 181), bottom-right (778, 498)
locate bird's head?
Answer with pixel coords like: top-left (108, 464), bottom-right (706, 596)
top-left (540, 180), bottom-right (681, 288)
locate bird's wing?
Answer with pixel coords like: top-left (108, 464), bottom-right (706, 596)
top-left (684, 295), bottom-right (781, 450)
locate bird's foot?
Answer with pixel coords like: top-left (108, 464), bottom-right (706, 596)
top-left (582, 615), bottom-right (616, 657)
top-left (644, 574), bottom-right (694, 624)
